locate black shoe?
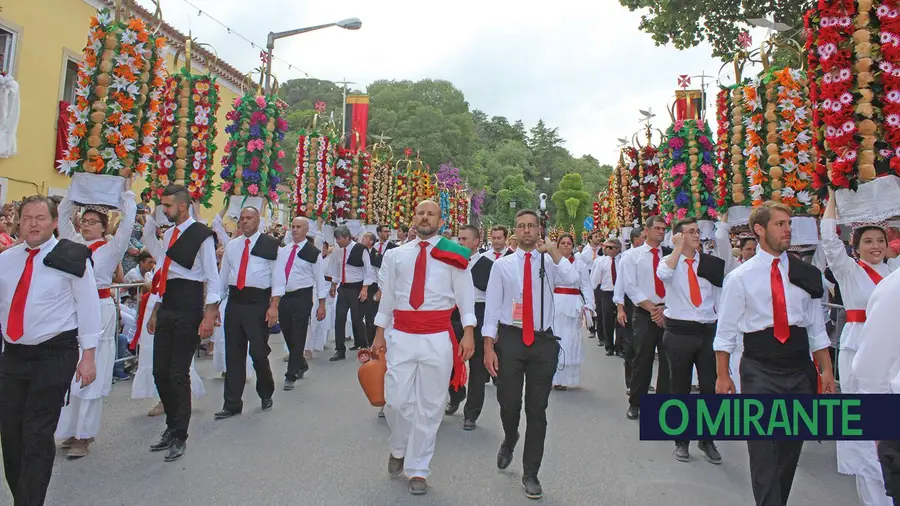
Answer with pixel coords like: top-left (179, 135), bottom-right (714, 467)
top-left (616, 351), bottom-right (625, 358)
top-left (262, 398), bottom-right (273, 411)
top-left (349, 345), bottom-right (361, 351)
top-left (214, 409), bottom-right (240, 420)
top-left (284, 379), bottom-right (295, 391)
top-left (698, 441), bottom-right (722, 465)
top-left (497, 439), bottom-right (516, 470)
top-left (329, 352), bottom-right (346, 361)
top-left (626, 406), bottom-right (640, 420)
top-left (588, 333), bottom-right (595, 339)
top-left (626, 388), bottom-right (631, 396)
top-left (605, 349), bottom-right (615, 356)
top-left (297, 368), bottom-right (307, 380)
top-left (463, 419), bottom-right (476, 431)
top-left (445, 402), bottom-right (460, 415)
top-left (149, 430), bottom-right (174, 452)
top-left (522, 475), bottom-right (543, 499)
top-left (673, 442), bottom-right (690, 462)
top-left (164, 438), bottom-right (186, 462)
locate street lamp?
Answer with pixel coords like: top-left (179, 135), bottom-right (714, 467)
top-left (509, 200), bottom-right (517, 209)
top-left (264, 17), bottom-right (362, 93)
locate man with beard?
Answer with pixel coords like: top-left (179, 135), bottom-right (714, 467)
top-left (371, 200), bottom-right (475, 496)
top-left (327, 226), bottom-right (373, 360)
top-left (146, 185), bottom-right (220, 461)
top-left (374, 224), bottom-right (398, 255)
top-left (482, 209), bottom-right (579, 499)
top-left (215, 207), bottom-right (283, 418)
top-left (0, 195), bottom-right (99, 505)
top-left (715, 201), bottom-right (835, 506)
top-left (276, 217), bottom-right (327, 391)
top-left (620, 217), bottom-right (671, 420)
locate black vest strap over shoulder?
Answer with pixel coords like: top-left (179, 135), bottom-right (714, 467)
top-left (167, 222), bottom-right (214, 270)
top-left (43, 239), bottom-right (91, 278)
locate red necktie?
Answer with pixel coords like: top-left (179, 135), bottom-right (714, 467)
top-left (342, 247), bottom-right (348, 284)
top-left (409, 242), bottom-right (428, 309)
top-left (236, 238), bottom-right (250, 290)
top-left (684, 258), bottom-right (702, 307)
top-left (858, 261), bottom-right (883, 285)
top-left (495, 251), bottom-right (501, 260)
top-left (6, 247), bottom-right (40, 341)
top-left (378, 243), bottom-right (383, 254)
top-left (651, 248), bottom-right (666, 298)
top-left (771, 258), bottom-right (790, 343)
top-left (285, 243), bottom-right (299, 281)
top-left (611, 257), bottom-right (617, 285)
top-left (522, 252), bottom-right (534, 346)
top-left (158, 227), bottom-right (181, 297)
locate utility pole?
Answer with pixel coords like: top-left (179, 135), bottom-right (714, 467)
top-left (335, 79), bottom-right (355, 140)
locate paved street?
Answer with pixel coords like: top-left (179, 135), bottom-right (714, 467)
top-left (5, 332), bottom-right (856, 506)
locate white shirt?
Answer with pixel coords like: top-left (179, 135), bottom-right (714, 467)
top-left (481, 248), bottom-right (509, 261)
top-left (219, 231), bottom-right (285, 299)
top-left (713, 222), bottom-right (743, 274)
top-left (143, 215), bottom-right (220, 304)
top-left (621, 243), bottom-right (668, 306)
top-left (852, 269), bottom-right (900, 394)
top-left (58, 190), bottom-right (137, 288)
top-left (577, 246), bottom-right (601, 270)
top-left (124, 266), bottom-right (152, 284)
top-left (613, 247), bottom-right (641, 305)
top-left (656, 253), bottom-right (720, 323)
top-left (713, 248), bottom-right (831, 355)
top-left (591, 254), bottom-right (620, 292)
top-left (0, 237), bottom-right (101, 349)
top-left (276, 239), bottom-right (329, 300)
top-left (327, 240), bottom-right (374, 286)
top-left (483, 248), bottom-right (579, 339)
top-left (374, 236), bottom-right (476, 329)
top-left (120, 305), bottom-right (137, 342)
top-left (374, 240), bottom-right (393, 255)
top-left (468, 254), bottom-right (488, 303)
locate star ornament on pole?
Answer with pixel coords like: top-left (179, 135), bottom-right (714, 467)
top-left (678, 75), bottom-right (691, 90)
top-left (314, 101), bottom-right (327, 113)
top-left (738, 30), bottom-right (752, 49)
top-left (260, 51), bottom-right (270, 64)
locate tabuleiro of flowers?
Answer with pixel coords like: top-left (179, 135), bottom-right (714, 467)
top-left (660, 119), bottom-right (718, 223)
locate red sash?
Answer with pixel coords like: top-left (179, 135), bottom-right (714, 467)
top-left (87, 240), bottom-right (107, 253)
top-left (553, 287), bottom-right (580, 295)
top-left (98, 288), bottom-right (112, 299)
top-left (393, 308), bottom-right (466, 391)
top-left (845, 309), bottom-right (867, 323)
top-left (130, 270), bottom-right (161, 350)
top-left (858, 261), bottom-right (884, 286)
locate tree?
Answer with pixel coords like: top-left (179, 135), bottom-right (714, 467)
top-left (495, 174), bottom-right (537, 225)
top-left (617, 0), bottom-right (809, 60)
top-left (550, 173), bottom-right (593, 234)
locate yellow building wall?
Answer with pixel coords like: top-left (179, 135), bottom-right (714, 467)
top-left (0, 0), bottom-right (240, 223)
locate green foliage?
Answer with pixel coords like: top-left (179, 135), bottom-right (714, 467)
top-left (550, 174), bottom-right (592, 234)
top-left (495, 174), bottom-right (537, 225)
top-left (618, 0), bottom-right (809, 60)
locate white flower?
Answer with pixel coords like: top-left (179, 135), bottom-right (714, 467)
top-left (750, 184), bottom-right (764, 199)
top-left (111, 76), bottom-right (131, 92)
top-left (96, 11), bottom-right (112, 25)
top-left (107, 158), bottom-right (123, 172)
top-left (796, 190), bottom-right (811, 204)
top-left (782, 159), bottom-right (798, 172)
top-left (101, 147), bottom-right (116, 159)
top-left (113, 53), bottom-right (135, 68)
top-left (121, 30), bottom-right (137, 45)
top-left (781, 187), bottom-right (796, 199)
top-left (797, 151), bottom-right (811, 164)
top-left (794, 107), bottom-right (808, 120)
top-left (56, 158), bottom-right (79, 174)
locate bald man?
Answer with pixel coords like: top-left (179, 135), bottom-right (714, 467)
top-left (215, 207), bottom-right (285, 419)
top-left (372, 200), bottom-right (475, 495)
top-left (276, 218), bottom-right (328, 390)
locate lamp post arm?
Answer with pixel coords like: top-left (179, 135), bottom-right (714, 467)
top-left (271, 23), bottom-right (338, 42)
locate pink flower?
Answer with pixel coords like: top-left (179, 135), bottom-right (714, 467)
top-left (255, 96), bottom-right (267, 108)
top-left (676, 208), bottom-right (688, 219)
top-left (668, 137), bottom-right (685, 150)
top-left (707, 208), bottom-right (718, 219)
top-left (233, 97), bottom-right (242, 108)
top-left (248, 183), bottom-right (259, 195)
top-left (665, 213), bottom-right (673, 224)
top-left (268, 190), bottom-right (278, 201)
top-left (674, 120), bottom-right (685, 132)
top-left (700, 163), bottom-right (715, 179)
top-left (222, 181), bottom-right (233, 192)
top-left (250, 157), bottom-right (260, 171)
top-left (277, 150), bottom-right (285, 160)
top-left (671, 162), bottom-right (687, 177)
top-left (276, 117), bottom-right (288, 131)
top-left (248, 139), bottom-right (265, 152)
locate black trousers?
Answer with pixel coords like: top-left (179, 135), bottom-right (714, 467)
top-left (223, 297), bottom-right (275, 412)
top-left (362, 283), bottom-right (379, 347)
top-left (0, 332), bottom-right (78, 506)
top-left (334, 283), bottom-right (367, 351)
top-left (593, 286), bottom-right (604, 339)
top-left (627, 306), bottom-right (669, 408)
top-left (495, 324), bottom-right (559, 478)
top-left (598, 290), bottom-right (620, 353)
top-left (621, 297), bottom-right (635, 389)
top-left (741, 356), bottom-right (817, 506)
top-left (663, 319), bottom-right (716, 444)
top-left (279, 288), bottom-right (313, 380)
top-left (878, 440), bottom-right (900, 505)
top-left (154, 306), bottom-right (202, 440)
top-left (464, 303), bottom-right (489, 421)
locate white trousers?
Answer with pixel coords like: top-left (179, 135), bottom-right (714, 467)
top-left (384, 329), bottom-right (453, 479)
top-left (55, 396), bottom-right (103, 440)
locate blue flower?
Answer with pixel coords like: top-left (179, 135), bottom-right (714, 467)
top-left (675, 191), bottom-right (690, 206)
top-left (673, 149), bottom-right (683, 160)
top-left (703, 151), bottom-right (712, 163)
top-left (270, 175), bottom-right (281, 186)
top-left (250, 124), bottom-right (261, 137)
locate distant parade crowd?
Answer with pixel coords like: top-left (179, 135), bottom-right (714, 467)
top-left (0, 186), bottom-right (899, 505)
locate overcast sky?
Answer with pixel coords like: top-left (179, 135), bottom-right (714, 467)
top-left (139, 0), bottom-right (771, 166)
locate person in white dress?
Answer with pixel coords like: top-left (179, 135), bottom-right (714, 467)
top-left (551, 234), bottom-right (594, 389)
top-left (822, 190), bottom-right (898, 506)
top-left (306, 240), bottom-right (335, 355)
top-left (55, 184), bottom-right (136, 459)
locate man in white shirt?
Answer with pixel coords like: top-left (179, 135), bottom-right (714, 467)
top-left (145, 185), bottom-right (220, 462)
top-left (656, 217), bottom-right (724, 465)
top-left (328, 226), bottom-right (373, 360)
top-left (580, 230), bottom-right (605, 339)
top-left (620, 216), bottom-right (671, 420)
top-left (215, 208), bottom-right (284, 419)
top-left (0, 195), bottom-right (99, 505)
top-left (714, 201), bottom-right (835, 506)
top-left (125, 250), bottom-right (155, 285)
top-left (371, 200), bottom-right (475, 496)
top-left (482, 224), bottom-right (512, 260)
top-left (591, 238), bottom-right (622, 356)
top-left (853, 269), bottom-right (900, 505)
top-left (374, 224), bottom-right (398, 255)
top-left (277, 217), bottom-right (328, 391)
top-left (614, 227), bottom-right (646, 395)
top-left (482, 209), bottom-right (579, 500)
